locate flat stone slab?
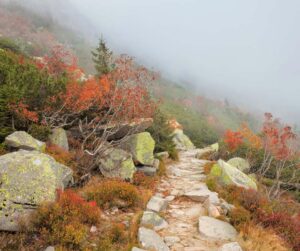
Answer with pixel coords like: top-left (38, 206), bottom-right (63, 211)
top-left (138, 166), bottom-right (157, 176)
top-left (185, 188), bottom-right (219, 204)
top-left (138, 227), bottom-right (170, 251)
top-left (141, 211), bottom-right (168, 230)
top-left (218, 242), bottom-right (243, 251)
top-left (198, 216), bottom-right (237, 241)
top-left (146, 196), bottom-right (168, 212)
top-left (132, 247), bottom-right (147, 251)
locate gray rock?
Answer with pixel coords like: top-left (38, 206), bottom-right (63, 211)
top-left (165, 195), bottom-right (175, 202)
top-left (172, 129), bottom-right (195, 151)
top-left (0, 150), bottom-right (73, 231)
top-left (209, 160), bottom-right (257, 190)
top-left (141, 211), bottom-right (168, 230)
top-left (49, 128), bottom-right (69, 151)
top-left (228, 157), bottom-right (250, 173)
top-left (119, 132), bottom-right (155, 165)
top-left (138, 227), bottom-right (170, 251)
top-left (185, 188), bottom-right (220, 204)
top-left (99, 148), bottom-right (136, 180)
top-left (218, 242), bottom-right (243, 251)
top-left (146, 196), bottom-right (168, 212)
top-left (45, 247), bottom-right (55, 251)
top-left (138, 166), bottom-right (157, 177)
top-left (153, 158), bottom-right (160, 169)
top-left (5, 131), bottom-right (46, 151)
top-left (198, 216), bottom-right (237, 241)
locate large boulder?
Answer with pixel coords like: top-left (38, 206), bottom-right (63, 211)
top-left (172, 129), bottom-right (195, 151)
top-left (49, 128), bottom-right (69, 151)
top-left (99, 148), bottom-right (136, 180)
top-left (209, 160), bottom-right (257, 190)
top-left (0, 150), bottom-right (73, 231)
top-left (228, 157), bottom-right (250, 173)
top-left (5, 131), bottom-right (46, 151)
top-left (120, 132), bottom-right (155, 166)
top-left (198, 216), bottom-right (237, 241)
top-left (138, 227), bottom-right (170, 251)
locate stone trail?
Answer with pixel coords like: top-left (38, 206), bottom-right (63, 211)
top-left (136, 149), bottom-right (242, 251)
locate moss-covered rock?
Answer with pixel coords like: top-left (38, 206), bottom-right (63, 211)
top-left (120, 132), bottom-right (155, 165)
top-left (227, 157), bottom-right (250, 173)
top-left (172, 129), bottom-right (195, 151)
top-left (209, 160), bottom-right (257, 190)
top-left (0, 150), bottom-right (73, 231)
top-left (99, 148), bottom-right (136, 180)
top-left (5, 131), bottom-right (46, 152)
top-left (49, 128), bottom-right (69, 151)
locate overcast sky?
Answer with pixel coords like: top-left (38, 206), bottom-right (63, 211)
top-left (70, 1), bottom-right (300, 124)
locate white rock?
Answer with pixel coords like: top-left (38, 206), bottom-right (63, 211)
top-left (90, 226), bottom-right (97, 233)
top-left (218, 242), bottom-right (243, 251)
top-left (164, 236), bottom-right (180, 246)
top-left (165, 195), bottom-right (175, 202)
top-left (45, 247), bottom-right (55, 251)
top-left (146, 196), bottom-right (168, 212)
top-left (132, 247), bottom-right (147, 251)
top-left (185, 188), bottom-right (219, 204)
top-left (138, 227), bottom-right (170, 251)
top-left (198, 216), bottom-right (237, 241)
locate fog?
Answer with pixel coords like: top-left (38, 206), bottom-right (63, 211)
top-left (6, 0), bottom-right (300, 124)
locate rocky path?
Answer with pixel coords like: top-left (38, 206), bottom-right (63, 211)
top-left (136, 149), bottom-right (242, 251)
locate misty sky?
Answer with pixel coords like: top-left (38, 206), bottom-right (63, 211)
top-left (72, 0), bottom-right (300, 124)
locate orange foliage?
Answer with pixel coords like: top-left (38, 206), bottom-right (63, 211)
top-left (29, 189), bottom-right (101, 248)
top-left (240, 123), bottom-right (262, 149)
top-left (9, 102), bottom-right (38, 123)
top-left (224, 129), bottom-right (244, 151)
top-left (83, 178), bottom-right (141, 210)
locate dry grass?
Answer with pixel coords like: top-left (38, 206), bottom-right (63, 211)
top-left (238, 224), bottom-right (290, 251)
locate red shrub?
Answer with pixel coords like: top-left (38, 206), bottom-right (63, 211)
top-left (257, 211), bottom-right (300, 250)
top-left (29, 189), bottom-right (101, 248)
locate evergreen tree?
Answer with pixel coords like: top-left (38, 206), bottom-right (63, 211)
top-left (147, 110), bottom-right (178, 160)
top-left (91, 37), bottom-right (112, 77)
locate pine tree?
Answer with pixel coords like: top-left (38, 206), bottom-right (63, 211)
top-left (91, 37), bottom-right (112, 77)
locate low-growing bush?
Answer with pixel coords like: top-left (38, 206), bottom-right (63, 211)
top-left (257, 211), bottom-right (300, 250)
top-left (46, 144), bottom-right (77, 169)
top-left (228, 205), bottom-right (251, 229)
top-left (0, 143), bottom-right (7, 156)
top-left (157, 160), bottom-right (167, 176)
top-left (133, 171), bottom-right (157, 189)
top-left (83, 178), bottom-right (142, 209)
top-left (28, 189), bottom-right (101, 249)
top-left (203, 161), bottom-right (215, 175)
top-left (238, 224), bottom-right (290, 251)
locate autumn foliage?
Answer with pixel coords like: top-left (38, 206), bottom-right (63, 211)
top-left (28, 189), bottom-right (101, 248)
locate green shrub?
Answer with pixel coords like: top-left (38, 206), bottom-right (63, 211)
top-left (0, 49), bottom-right (67, 141)
top-left (28, 124), bottom-right (51, 141)
top-left (0, 38), bottom-right (21, 54)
